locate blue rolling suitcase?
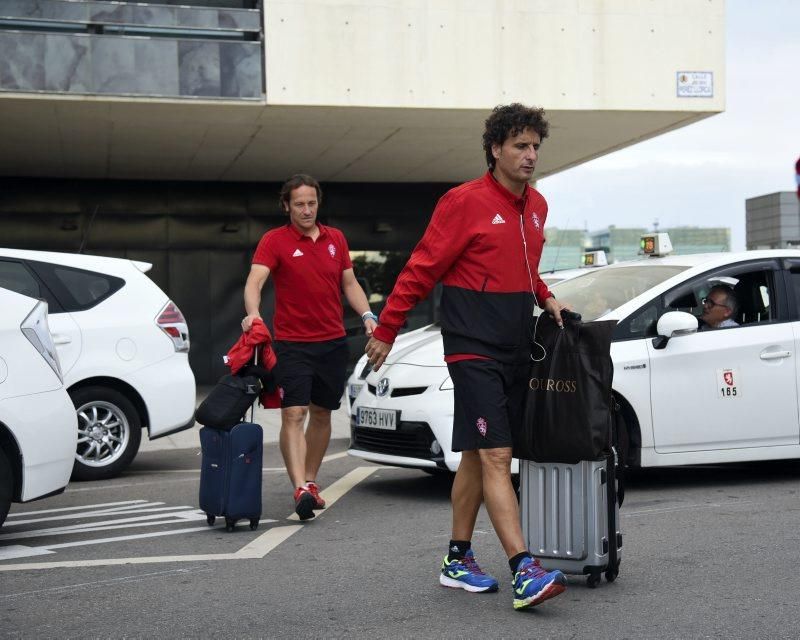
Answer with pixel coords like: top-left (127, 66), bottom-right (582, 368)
top-left (199, 422), bottom-right (263, 532)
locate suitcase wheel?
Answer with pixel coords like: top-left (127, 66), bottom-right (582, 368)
top-left (605, 566), bottom-right (619, 583)
top-left (206, 514), bottom-right (216, 526)
top-left (586, 572), bottom-right (602, 589)
top-left (249, 518), bottom-right (259, 531)
top-left (225, 518), bottom-right (236, 532)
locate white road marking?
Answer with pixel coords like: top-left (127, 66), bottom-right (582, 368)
top-left (0, 526), bottom-right (303, 570)
top-left (0, 510), bottom-right (208, 541)
top-left (44, 526), bottom-right (212, 550)
top-left (6, 503), bottom-right (185, 526)
top-left (0, 466), bottom-right (379, 571)
top-left (0, 545), bottom-right (54, 561)
top-left (0, 527), bottom-right (213, 560)
top-left (6, 500), bottom-right (147, 517)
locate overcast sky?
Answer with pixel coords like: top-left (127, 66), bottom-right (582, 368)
top-left (539, 0), bottom-right (799, 251)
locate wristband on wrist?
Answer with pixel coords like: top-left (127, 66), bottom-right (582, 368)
top-left (361, 311), bottom-right (378, 324)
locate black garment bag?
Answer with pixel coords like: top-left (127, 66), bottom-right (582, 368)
top-left (513, 313), bottom-right (617, 464)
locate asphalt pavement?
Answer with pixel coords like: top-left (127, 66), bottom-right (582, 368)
top-left (3, 402), bottom-right (800, 638)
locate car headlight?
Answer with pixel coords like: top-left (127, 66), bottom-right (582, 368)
top-left (439, 376), bottom-right (453, 391)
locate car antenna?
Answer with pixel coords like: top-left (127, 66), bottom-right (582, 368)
top-left (547, 218), bottom-right (570, 273)
top-left (78, 205), bottom-right (100, 254)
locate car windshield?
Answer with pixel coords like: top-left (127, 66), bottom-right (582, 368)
top-left (549, 265), bottom-right (690, 321)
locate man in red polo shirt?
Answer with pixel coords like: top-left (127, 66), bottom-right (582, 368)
top-left (365, 104), bottom-right (569, 611)
top-left (243, 174), bottom-right (376, 520)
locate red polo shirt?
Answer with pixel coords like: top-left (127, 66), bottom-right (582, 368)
top-left (253, 223), bottom-right (353, 342)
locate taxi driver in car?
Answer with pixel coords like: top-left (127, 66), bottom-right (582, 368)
top-left (700, 284), bottom-right (739, 330)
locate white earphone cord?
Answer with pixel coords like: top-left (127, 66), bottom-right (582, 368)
top-left (519, 215), bottom-right (547, 362)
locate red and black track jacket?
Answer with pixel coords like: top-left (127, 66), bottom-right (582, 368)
top-left (373, 172), bottom-right (553, 364)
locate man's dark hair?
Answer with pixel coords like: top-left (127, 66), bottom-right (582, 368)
top-left (279, 174), bottom-right (322, 211)
top-left (482, 103), bottom-right (550, 170)
top-left (709, 284), bottom-right (738, 316)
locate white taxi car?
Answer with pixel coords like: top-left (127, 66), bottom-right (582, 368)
top-left (0, 288), bottom-right (76, 527)
top-left (348, 236), bottom-right (800, 472)
top-left (0, 250), bottom-right (196, 481)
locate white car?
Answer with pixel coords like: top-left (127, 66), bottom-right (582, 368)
top-left (0, 287), bottom-right (76, 527)
top-left (349, 246), bottom-right (800, 473)
top-left (0, 249), bottom-right (196, 480)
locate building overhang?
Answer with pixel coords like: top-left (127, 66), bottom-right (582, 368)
top-left (0, 96), bottom-right (719, 183)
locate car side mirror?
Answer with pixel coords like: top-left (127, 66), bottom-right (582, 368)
top-left (652, 311), bottom-right (698, 350)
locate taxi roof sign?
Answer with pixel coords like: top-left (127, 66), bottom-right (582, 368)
top-left (582, 250), bottom-right (608, 267)
top-left (640, 232), bottom-right (673, 257)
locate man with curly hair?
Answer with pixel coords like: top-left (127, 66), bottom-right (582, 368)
top-left (365, 104), bottom-right (569, 610)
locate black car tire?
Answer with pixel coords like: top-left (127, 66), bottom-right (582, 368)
top-left (0, 446), bottom-right (12, 527)
top-left (70, 386), bottom-right (142, 481)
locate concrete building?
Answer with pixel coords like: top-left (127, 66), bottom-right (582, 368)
top-left (0, 0), bottom-right (726, 381)
top-left (745, 192), bottom-right (800, 249)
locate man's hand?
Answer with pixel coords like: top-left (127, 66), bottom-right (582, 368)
top-left (364, 318), bottom-right (378, 337)
top-left (365, 336), bottom-right (392, 371)
top-left (242, 313), bottom-right (261, 332)
top-left (543, 296), bottom-right (569, 328)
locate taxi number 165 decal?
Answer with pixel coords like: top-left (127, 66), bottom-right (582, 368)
top-left (717, 368), bottom-right (740, 399)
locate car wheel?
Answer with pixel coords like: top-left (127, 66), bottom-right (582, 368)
top-left (0, 447), bottom-right (12, 527)
top-left (70, 386), bottom-right (142, 481)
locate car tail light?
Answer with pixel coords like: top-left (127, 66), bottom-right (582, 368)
top-left (20, 300), bottom-right (63, 382)
top-left (156, 301), bottom-right (190, 352)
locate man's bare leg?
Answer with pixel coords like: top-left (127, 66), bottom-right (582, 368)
top-left (477, 447), bottom-right (526, 558)
top-left (451, 449), bottom-right (483, 542)
top-left (304, 403), bottom-right (332, 482)
top-left (280, 406), bottom-right (308, 488)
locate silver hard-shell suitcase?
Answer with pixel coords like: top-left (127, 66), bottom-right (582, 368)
top-left (520, 456), bottom-right (622, 588)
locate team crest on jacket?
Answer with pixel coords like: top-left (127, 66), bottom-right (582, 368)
top-left (476, 417), bottom-right (487, 437)
top-left (532, 213), bottom-right (541, 230)
top-left (328, 243), bottom-right (336, 258)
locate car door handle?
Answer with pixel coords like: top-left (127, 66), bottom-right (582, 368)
top-left (760, 350), bottom-right (791, 360)
top-left (53, 334), bottom-right (72, 345)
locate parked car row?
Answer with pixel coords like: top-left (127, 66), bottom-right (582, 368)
top-left (348, 235), bottom-right (800, 475)
top-left (0, 250), bottom-right (196, 527)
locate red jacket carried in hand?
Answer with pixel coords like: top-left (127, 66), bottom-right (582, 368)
top-left (225, 318), bottom-right (282, 409)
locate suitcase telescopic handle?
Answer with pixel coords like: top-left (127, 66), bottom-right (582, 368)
top-left (249, 346), bottom-right (259, 423)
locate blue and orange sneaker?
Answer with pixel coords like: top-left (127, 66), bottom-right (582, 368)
top-left (439, 550), bottom-right (499, 593)
top-left (512, 557), bottom-right (567, 610)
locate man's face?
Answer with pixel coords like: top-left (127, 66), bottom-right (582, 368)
top-left (701, 290), bottom-right (732, 327)
top-left (283, 185), bottom-right (318, 232)
top-left (492, 127), bottom-right (541, 186)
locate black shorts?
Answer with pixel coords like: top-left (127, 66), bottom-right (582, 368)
top-left (274, 338), bottom-right (349, 410)
top-left (447, 358), bottom-right (528, 452)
